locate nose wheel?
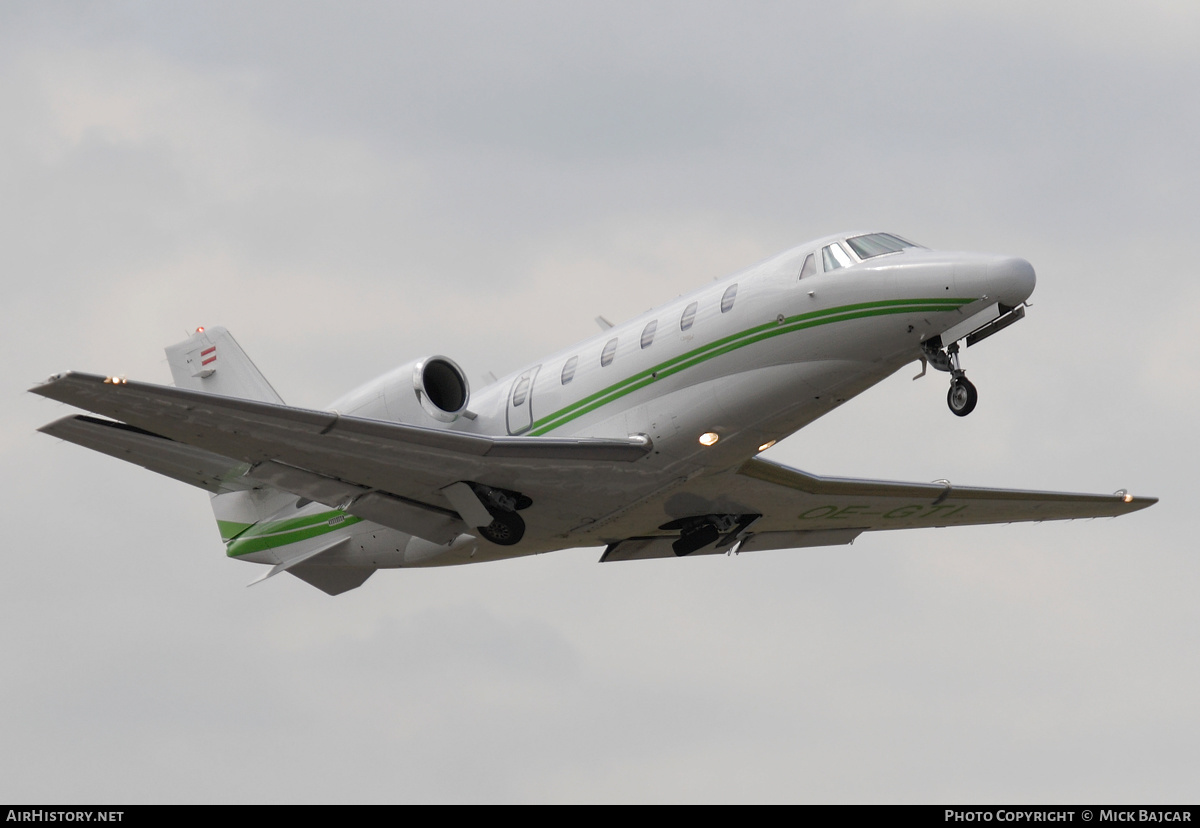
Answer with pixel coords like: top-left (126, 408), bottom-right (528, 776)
top-left (947, 376), bottom-right (977, 417)
top-left (922, 339), bottom-right (979, 417)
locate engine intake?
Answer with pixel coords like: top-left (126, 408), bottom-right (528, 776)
top-left (413, 356), bottom-right (470, 422)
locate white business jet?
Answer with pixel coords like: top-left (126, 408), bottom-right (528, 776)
top-left (32, 231), bottom-right (1154, 594)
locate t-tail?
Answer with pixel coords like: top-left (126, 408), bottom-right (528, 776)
top-left (164, 327), bottom-right (291, 547)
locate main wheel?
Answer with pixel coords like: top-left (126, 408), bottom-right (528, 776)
top-left (947, 377), bottom-right (978, 417)
top-left (478, 510), bottom-right (525, 546)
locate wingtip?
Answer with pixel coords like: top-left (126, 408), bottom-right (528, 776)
top-left (29, 371), bottom-right (73, 396)
top-left (29, 371), bottom-right (119, 403)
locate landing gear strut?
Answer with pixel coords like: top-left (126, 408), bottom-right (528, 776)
top-left (922, 339), bottom-right (978, 417)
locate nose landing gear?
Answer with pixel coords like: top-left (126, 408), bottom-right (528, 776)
top-left (922, 339), bottom-right (978, 417)
top-left (947, 374), bottom-right (977, 417)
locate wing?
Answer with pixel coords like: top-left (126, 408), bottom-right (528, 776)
top-left (600, 457), bottom-right (1156, 561)
top-left (31, 371), bottom-right (655, 546)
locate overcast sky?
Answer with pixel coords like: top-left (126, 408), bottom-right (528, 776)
top-left (3, 1), bottom-right (1196, 804)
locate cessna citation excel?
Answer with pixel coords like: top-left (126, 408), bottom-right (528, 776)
top-left (32, 232), bottom-right (1154, 594)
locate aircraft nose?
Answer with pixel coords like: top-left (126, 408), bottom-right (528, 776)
top-left (988, 256), bottom-right (1036, 306)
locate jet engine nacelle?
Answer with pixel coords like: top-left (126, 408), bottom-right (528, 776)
top-left (396, 355), bottom-right (471, 423)
top-left (334, 355), bottom-right (471, 425)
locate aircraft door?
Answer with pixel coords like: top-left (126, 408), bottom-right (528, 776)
top-left (506, 365), bottom-right (540, 435)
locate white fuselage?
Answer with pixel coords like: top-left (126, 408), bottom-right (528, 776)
top-left (231, 232), bottom-right (1036, 570)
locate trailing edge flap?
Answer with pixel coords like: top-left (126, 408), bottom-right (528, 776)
top-left (38, 414), bottom-right (255, 494)
top-left (601, 528), bottom-right (862, 562)
top-left (30, 371), bottom-right (653, 516)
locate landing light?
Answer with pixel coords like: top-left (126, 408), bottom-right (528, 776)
top-left (1124, 494), bottom-right (1134, 503)
top-left (758, 440), bottom-right (776, 452)
top-left (698, 432), bottom-right (719, 446)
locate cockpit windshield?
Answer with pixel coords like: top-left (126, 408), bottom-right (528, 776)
top-left (844, 233), bottom-right (922, 260)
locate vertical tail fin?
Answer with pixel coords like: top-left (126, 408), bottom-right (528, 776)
top-left (165, 327), bottom-right (292, 536)
top-left (165, 326), bottom-right (284, 404)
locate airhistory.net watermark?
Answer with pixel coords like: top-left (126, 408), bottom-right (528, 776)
top-left (6, 812), bottom-right (123, 822)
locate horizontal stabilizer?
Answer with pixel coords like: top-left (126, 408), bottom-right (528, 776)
top-left (245, 536), bottom-right (374, 595)
top-left (247, 536), bottom-right (352, 586)
top-left (288, 564), bottom-right (375, 595)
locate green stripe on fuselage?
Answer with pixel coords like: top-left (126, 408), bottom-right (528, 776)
top-left (529, 297), bottom-right (970, 435)
top-left (217, 520), bottom-right (254, 542)
top-left (225, 510), bottom-right (364, 558)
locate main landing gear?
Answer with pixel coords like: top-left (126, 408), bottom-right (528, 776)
top-left (921, 339), bottom-right (977, 417)
top-left (480, 510), bottom-right (525, 546)
top-left (468, 482), bottom-right (531, 546)
top-left (660, 514), bottom-right (761, 557)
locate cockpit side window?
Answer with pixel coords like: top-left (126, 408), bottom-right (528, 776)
top-left (822, 243), bottom-right (853, 272)
top-left (798, 253), bottom-right (816, 280)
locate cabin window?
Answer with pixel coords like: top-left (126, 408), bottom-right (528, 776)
top-left (680, 301), bottom-right (698, 331)
top-left (799, 253), bottom-right (816, 280)
top-left (641, 320), bottom-right (657, 349)
top-left (601, 337), bottom-right (618, 367)
top-left (822, 242), bottom-right (853, 272)
top-left (721, 283), bottom-right (738, 313)
top-left (561, 356), bottom-right (577, 385)
top-left (511, 376), bottom-right (530, 407)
